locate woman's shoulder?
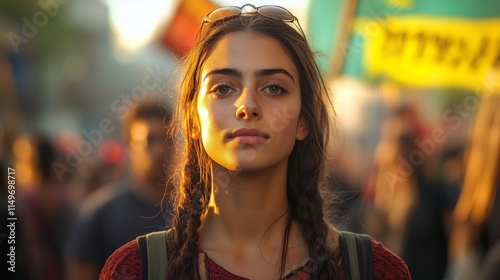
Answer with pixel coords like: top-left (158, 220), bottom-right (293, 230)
top-left (371, 239), bottom-right (411, 279)
top-left (99, 239), bottom-right (142, 280)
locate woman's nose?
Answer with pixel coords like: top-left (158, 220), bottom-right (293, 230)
top-left (235, 89), bottom-right (262, 120)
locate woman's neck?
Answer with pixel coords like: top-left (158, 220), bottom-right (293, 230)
top-left (200, 160), bottom-right (290, 249)
top-left (198, 161), bottom-right (314, 280)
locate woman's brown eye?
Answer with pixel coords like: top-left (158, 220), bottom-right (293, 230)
top-left (264, 84), bottom-right (287, 95)
top-left (218, 85), bottom-right (230, 94)
top-left (269, 85), bottom-right (280, 94)
top-left (211, 84), bottom-right (234, 97)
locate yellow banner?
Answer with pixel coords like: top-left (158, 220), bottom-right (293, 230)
top-left (357, 17), bottom-right (500, 94)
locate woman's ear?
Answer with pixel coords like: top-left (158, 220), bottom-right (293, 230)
top-left (296, 119), bottom-right (308, 141)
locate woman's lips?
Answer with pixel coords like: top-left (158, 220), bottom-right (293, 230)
top-left (227, 128), bottom-right (270, 144)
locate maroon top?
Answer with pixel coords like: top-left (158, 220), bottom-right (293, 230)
top-left (100, 238), bottom-right (411, 279)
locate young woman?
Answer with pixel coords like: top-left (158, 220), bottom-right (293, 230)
top-left (100, 4), bottom-right (411, 279)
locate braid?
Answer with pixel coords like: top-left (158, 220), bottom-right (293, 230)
top-left (166, 141), bottom-right (210, 279)
top-left (288, 137), bottom-right (339, 279)
top-left (166, 44), bottom-right (210, 277)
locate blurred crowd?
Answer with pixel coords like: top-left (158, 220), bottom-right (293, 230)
top-left (1, 97), bottom-right (177, 280)
top-left (329, 89), bottom-right (500, 280)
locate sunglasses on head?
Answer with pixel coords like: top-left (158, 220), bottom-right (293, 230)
top-left (202, 4), bottom-right (306, 39)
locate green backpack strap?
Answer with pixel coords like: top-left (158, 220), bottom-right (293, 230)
top-left (340, 231), bottom-right (374, 280)
top-left (136, 230), bottom-right (167, 280)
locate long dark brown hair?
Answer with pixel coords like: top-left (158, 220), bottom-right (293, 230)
top-left (165, 12), bottom-right (338, 279)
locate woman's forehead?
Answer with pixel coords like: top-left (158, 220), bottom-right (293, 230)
top-left (201, 31), bottom-right (299, 79)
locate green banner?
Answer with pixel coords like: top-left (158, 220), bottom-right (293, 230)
top-left (308, 0), bottom-right (500, 93)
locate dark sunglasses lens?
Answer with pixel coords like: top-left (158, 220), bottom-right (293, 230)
top-left (206, 6), bottom-right (241, 22)
top-left (258, 6), bottom-right (293, 21)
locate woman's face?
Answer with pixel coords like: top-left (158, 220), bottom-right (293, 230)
top-left (197, 31), bottom-right (307, 173)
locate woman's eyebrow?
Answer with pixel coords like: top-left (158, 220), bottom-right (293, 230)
top-left (255, 68), bottom-right (295, 83)
top-left (203, 67), bottom-right (295, 83)
top-left (203, 68), bottom-right (242, 81)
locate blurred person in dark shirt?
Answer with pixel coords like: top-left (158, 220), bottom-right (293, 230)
top-left (66, 96), bottom-right (176, 280)
top-left (367, 106), bottom-right (452, 280)
top-left (17, 134), bottom-right (75, 280)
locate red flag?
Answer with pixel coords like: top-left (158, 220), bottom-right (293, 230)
top-left (160, 0), bottom-right (218, 57)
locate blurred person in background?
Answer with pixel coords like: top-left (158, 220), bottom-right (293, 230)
top-left (18, 134), bottom-right (75, 280)
top-left (66, 96), bottom-right (176, 280)
top-left (365, 106), bottom-right (453, 280)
